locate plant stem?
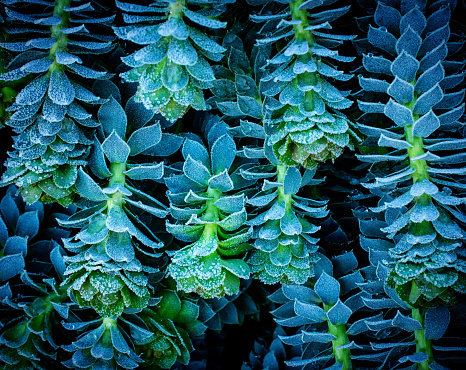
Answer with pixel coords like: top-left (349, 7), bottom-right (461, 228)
top-left (49, 0), bottom-right (73, 72)
top-left (324, 303), bottom-right (351, 370)
top-left (290, 0), bottom-right (314, 45)
top-left (412, 308), bottom-right (434, 370)
top-left (108, 162), bottom-right (127, 209)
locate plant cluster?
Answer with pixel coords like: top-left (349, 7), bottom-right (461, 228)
top-left (0, 0), bottom-right (465, 369)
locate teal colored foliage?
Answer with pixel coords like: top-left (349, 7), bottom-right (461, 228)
top-left (0, 0), bottom-right (465, 369)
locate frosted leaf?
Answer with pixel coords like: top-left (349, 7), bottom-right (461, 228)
top-left (413, 84), bottom-right (443, 115)
top-left (98, 97), bottom-right (127, 138)
top-left (419, 24), bottom-right (450, 57)
top-left (75, 168), bottom-right (109, 202)
top-left (48, 70), bottom-right (75, 106)
top-left (217, 209), bottom-right (247, 232)
top-left (412, 110), bottom-right (440, 138)
top-left (432, 212), bottom-right (464, 239)
top-left (391, 51), bottom-right (419, 82)
top-left (415, 62), bottom-right (445, 96)
top-left (127, 124), bottom-right (162, 156)
top-left (400, 6), bottom-right (426, 35)
top-left (409, 200), bottom-right (439, 223)
top-left (53, 164), bottom-right (78, 189)
top-left (419, 42), bottom-right (448, 72)
top-left (396, 26), bottom-right (422, 57)
top-left (188, 26), bottom-right (225, 54)
top-left (410, 179), bottom-right (438, 196)
top-left (158, 17), bottom-right (189, 39)
top-left (183, 155), bottom-right (211, 186)
top-left (367, 25), bottom-right (396, 55)
top-left (20, 57), bottom-right (53, 73)
top-left (55, 50), bottom-right (82, 65)
top-left (134, 41), bottom-right (168, 65)
top-left (68, 63), bottom-right (109, 79)
top-left (362, 54), bottom-right (392, 75)
top-left (284, 37), bottom-right (309, 56)
top-left (358, 76), bottom-right (389, 93)
top-left (374, 2), bottom-right (401, 34)
top-left (384, 99), bottom-right (415, 127)
top-left (162, 60), bottom-right (189, 92)
top-left (395, 262), bottom-right (425, 278)
top-left (167, 38), bottom-right (198, 66)
top-left (101, 131), bottom-right (130, 164)
top-left (124, 163), bottom-right (164, 182)
top-left (183, 9), bottom-right (226, 29)
top-left (388, 76), bottom-right (414, 104)
top-left (15, 75), bottom-right (49, 105)
top-left (326, 299), bottom-right (352, 325)
top-left (392, 311), bottom-right (422, 331)
top-left (314, 272), bottom-right (340, 305)
top-left (221, 259), bottom-right (250, 279)
top-left (105, 231), bottom-right (135, 263)
top-left (43, 96), bottom-right (66, 122)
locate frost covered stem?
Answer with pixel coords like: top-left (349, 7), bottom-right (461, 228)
top-left (412, 308), bottom-right (434, 370)
top-left (108, 162), bottom-right (126, 208)
top-left (277, 165), bottom-right (292, 207)
top-left (169, 0), bottom-right (186, 18)
top-left (324, 303), bottom-right (351, 370)
top-left (49, 0), bottom-right (73, 72)
top-left (290, 0), bottom-right (314, 45)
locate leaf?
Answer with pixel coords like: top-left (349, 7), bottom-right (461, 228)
top-left (391, 51), bottom-right (419, 82)
top-left (105, 231), bottom-right (135, 263)
top-left (211, 134), bottom-right (236, 175)
top-left (184, 155), bottom-right (211, 186)
top-left (124, 163), bottom-right (164, 181)
top-left (221, 259), bottom-right (250, 279)
top-left (413, 84), bottom-right (443, 115)
top-left (167, 38), bottom-right (198, 66)
top-left (392, 311), bottom-right (422, 331)
top-left (48, 69), bottom-right (75, 105)
top-left (102, 131), bottom-right (131, 164)
top-left (127, 124), bottom-right (162, 156)
top-left (314, 272), bottom-right (340, 305)
top-left (387, 76), bottom-right (414, 104)
top-left (15, 211), bottom-right (39, 239)
top-left (75, 168), bottom-right (109, 202)
top-left (396, 26), bottom-right (422, 57)
top-left (184, 9), bottom-right (226, 29)
top-left (237, 96), bottom-right (262, 119)
top-left (0, 253), bottom-right (25, 281)
top-left (326, 299), bottom-right (352, 325)
top-left (412, 111), bottom-right (440, 138)
top-left (367, 25), bottom-right (396, 54)
top-left (98, 97), bottom-right (127, 138)
top-left (293, 300), bottom-right (326, 322)
top-left (283, 166), bottom-right (301, 195)
top-left (384, 99), bottom-right (415, 127)
top-left (15, 75), bottom-right (50, 105)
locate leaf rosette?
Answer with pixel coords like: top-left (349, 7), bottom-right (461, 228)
top-left (166, 127), bottom-right (253, 298)
top-left (115, 0), bottom-right (234, 122)
top-left (59, 96), bottom-right (168, 317)
top-left (0, 0), bottom-right (114, 206)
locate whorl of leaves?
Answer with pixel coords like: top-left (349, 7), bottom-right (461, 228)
top-left (355, 0), bottom-right (466, 307)
top-left (252, 0), bottom-right (360, 168)
top-left (115, 0), bottom-right (235, 122)
top-left (59, 93), bottom-right (168, 317)
top-left (0, 0), bottom-right (114, 206)
top-left (166, 122), bottom-right (254, 298)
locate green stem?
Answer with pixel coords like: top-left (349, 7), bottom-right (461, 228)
top-left (412, 308), bottom-right (434, 370)
top-left (277, 164), bottom-right (292, 207)
top-left (107, 162), bottom-right (127, 209)
top-left (169, 0), bottom-right (186, 18)
top-left (48, 0), bottom-right (73, 72)
top-left (324, 303), bottom-right (351, 370)
top-left (290, 0), bottom-right (314, 45)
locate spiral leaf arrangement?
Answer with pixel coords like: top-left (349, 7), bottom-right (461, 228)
top-left (0, 0), bottom-right (464, 369)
